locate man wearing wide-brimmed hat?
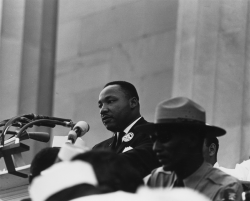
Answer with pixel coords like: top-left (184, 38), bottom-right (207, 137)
top-left (137, 97), bottom-right (242, 201)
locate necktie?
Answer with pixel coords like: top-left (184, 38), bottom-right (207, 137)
top-left (173, 179), bottom-right (184, 187)
top-left (116, 131), bottom-right (126, 148)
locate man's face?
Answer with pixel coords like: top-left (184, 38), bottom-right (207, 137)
top-left (153, 129), bottom-right (193, 171)
top-left (98, 85), bottom-right (132, 132)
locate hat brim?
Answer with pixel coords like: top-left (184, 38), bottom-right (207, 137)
top-left (135, 122), bottom-right (226, 137)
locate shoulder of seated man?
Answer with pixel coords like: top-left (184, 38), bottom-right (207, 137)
top-left (207, 167), bottom-right (242, 186)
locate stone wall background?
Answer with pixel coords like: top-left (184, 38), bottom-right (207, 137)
top-left (0, 0), bottom-right (249, 170)
top-left (173, 0), bottom-right (250, 167)
top-left (53, 0), bottom-right (178, 148)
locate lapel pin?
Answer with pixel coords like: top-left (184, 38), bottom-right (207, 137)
top-left (122, 132), bottom-right (134, 142)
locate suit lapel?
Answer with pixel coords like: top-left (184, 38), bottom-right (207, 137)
top-left (115, 117), bottom-right (147, 153)
top-left (110, 133), bottom-right (117, 150)
top-left (128, 117), bottom-right (147, 133)
top-left (116, 138), bottom-right (127, 153)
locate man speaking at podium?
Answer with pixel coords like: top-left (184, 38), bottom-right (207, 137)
top-left (93, 81), bottom-right (160, 178)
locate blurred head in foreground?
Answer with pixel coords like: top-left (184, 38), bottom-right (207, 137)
top-left (29, 147), bottom-right (60, 183)
top-left (72, 149), bottom-right (143, 193)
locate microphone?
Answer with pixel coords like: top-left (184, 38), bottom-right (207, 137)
top-left (0, 131), bottom-right (50, 145)
top-left (20, 131), bottom-right (50, 142)
top-left (67, 121), bottom-right (90, 144)
top-left (54, 122), bottom-right (90, 163)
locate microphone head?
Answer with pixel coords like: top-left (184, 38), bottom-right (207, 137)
top-left (73, 121), bottom-right (90, 137)
top-left (28, 132), bottom-right (50, 142)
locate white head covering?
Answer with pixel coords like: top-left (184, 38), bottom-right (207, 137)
top-left (71, 186), bottom-right (210, 201)
top-left (29, 160), bottom-right (97, 201)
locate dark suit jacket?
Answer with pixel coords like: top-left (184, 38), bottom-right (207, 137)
top-left (93, 117), bottom-right (160, 178)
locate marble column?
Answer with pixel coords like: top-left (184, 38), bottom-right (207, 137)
top-left (18, 0), bottom-right (58, 164)
top-left (0, 0), bottom-right (25, 170)
top-left (173, 0), bottom-right (250, 167)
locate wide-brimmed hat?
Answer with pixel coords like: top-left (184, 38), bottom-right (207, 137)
top-left (137, 97), bottom-right (226, 137)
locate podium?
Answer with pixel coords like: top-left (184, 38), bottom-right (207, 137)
top-left (0, 165), bottom-right (30, 201)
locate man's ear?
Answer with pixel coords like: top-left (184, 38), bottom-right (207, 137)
top-left (208, 143), bottom-right (216, 156)
top-left (129, 97), bottom-right (138, 109)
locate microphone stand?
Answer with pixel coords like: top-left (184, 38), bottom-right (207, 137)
top-left (0, 114), bottom-right (75, 178)
top-left (0, 143), bottom-right (30, 178)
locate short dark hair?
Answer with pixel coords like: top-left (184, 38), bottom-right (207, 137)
top-left (29, 147), bottom-right (60, 183)
top-left (104, 81), bottom-right (139, 101)
top-left (72, 150), bottom-right (143, 193)
top-left (205, 137), bottom-right (219, 154)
